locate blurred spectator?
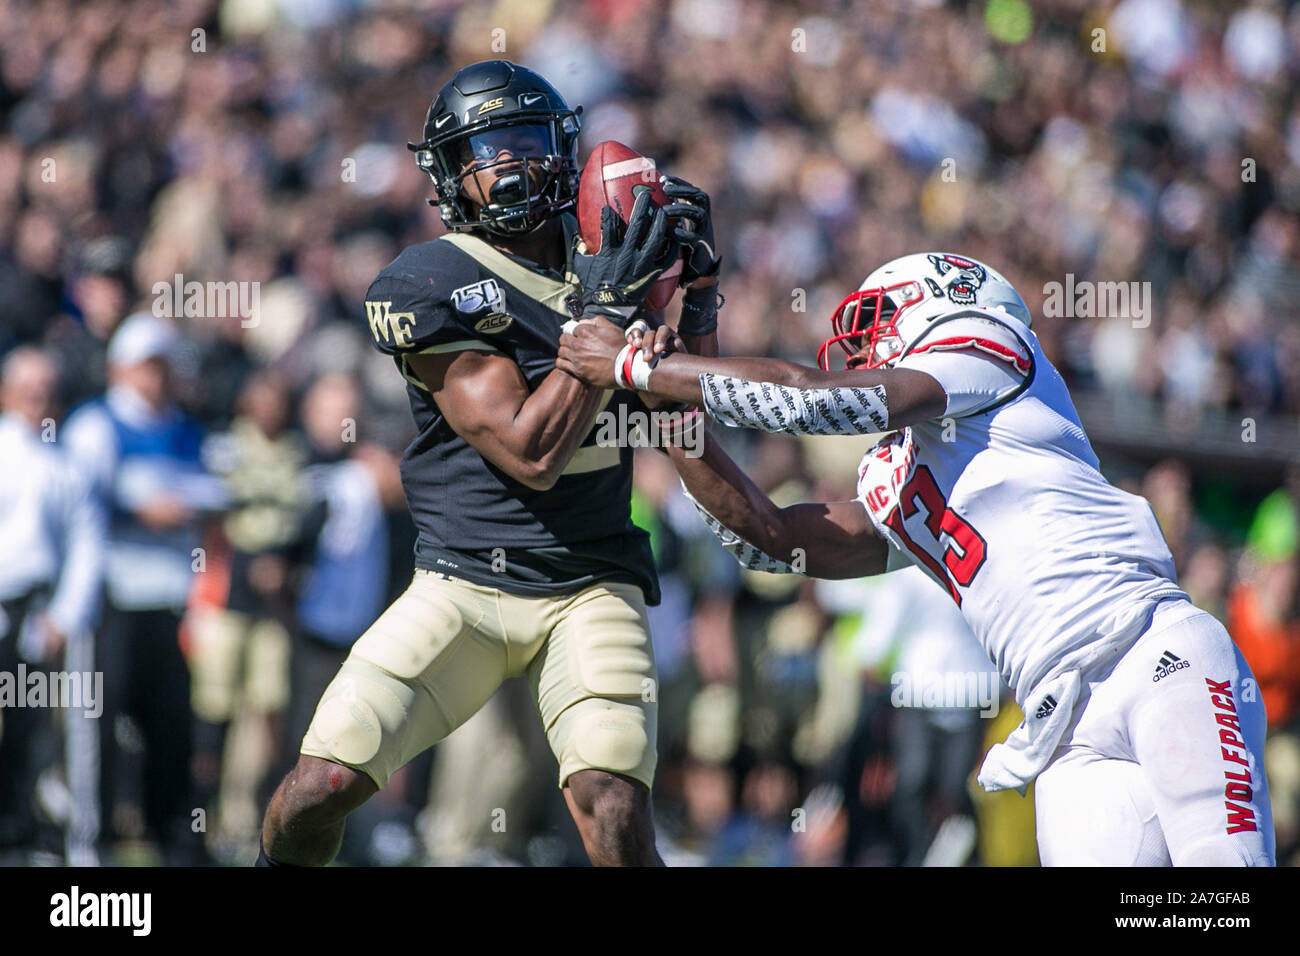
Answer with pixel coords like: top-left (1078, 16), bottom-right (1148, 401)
top-left (51, 236), bottom-right (136, 410)
top-left (825, 567), bottom-right (1003, 866)
top-left (1229, 553), bottom-right (1300, 729)
top-left (1227, 537), bottom-right (1300, 864)
top-left (706, 760), bottom-right (800, 866)
top-left (185, 369), bottom-right (309, 855)
top-left (1182, 541), bottom-right (1233, 623)
top-left (0, 347), bottom-right (104, 862)
top-left (63, 313), bottom-right (227, 863)
top-left (281, 374), bottom-right (393, 766)
top-left (1247, 466), bottom-right (1300, 563)
top-left (1142, 459), bottom-right (1203, 573)
top-left (418, 681), bottom-right (561, 866)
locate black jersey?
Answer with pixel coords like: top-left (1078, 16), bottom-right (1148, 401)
top-left (364, 215), bottom-right (659, 605)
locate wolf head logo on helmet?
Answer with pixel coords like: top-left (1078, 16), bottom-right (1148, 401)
top-left (408, 60), bottom-right (583, 236)
top-left (926, 254), bottom-right (986, 305)
top-left (818, 252), bottom-right (1032, 370)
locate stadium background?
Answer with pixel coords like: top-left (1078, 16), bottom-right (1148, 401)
top-left (1, 0), bottom-right (1298, 866)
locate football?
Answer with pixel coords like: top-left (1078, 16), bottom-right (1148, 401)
top-left (576, 140), bottom-right (683, 311)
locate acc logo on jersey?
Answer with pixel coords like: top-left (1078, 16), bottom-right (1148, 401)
top-left (927, 254), bottom-right (986, 306)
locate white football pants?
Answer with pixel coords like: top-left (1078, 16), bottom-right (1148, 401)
top-left (1034, 598), bottom-right (1275, 866)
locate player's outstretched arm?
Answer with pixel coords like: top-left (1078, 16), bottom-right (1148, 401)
top-left (557, 319), bottom-right (947, 433)
top-left (666, 430), bottom-right (886, 580)
top-left (408, 349), bottom-right (606, 491)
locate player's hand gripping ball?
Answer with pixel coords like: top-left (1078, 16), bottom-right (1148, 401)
top-left (575, 140), bottom-right (704, 311)
top-left (574, 189), bottom-right (679, 327)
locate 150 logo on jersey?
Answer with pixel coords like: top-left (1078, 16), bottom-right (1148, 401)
top-left (452, 279), bottom-right (513, 333)
top-left (452, 278), bottom-right (506, 316)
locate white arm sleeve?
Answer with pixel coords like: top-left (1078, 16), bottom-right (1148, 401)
top-left (698, 374), bottom-right (889, 435)
top-left (680, 481), bottom-right (798, 574)
top-left (895, 316), bottom-right (1033, 419)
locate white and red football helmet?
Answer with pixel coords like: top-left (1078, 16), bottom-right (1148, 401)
top-left (817, 252), bottom-right (1032, 370)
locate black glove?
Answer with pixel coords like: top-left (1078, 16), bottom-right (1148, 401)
top-left (574, 188), bottom-right (679, 328)
top-left (661, 175), bottom-right (721, 284)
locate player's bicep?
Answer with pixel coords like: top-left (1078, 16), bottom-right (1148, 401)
top-left (777, 500), bottom-right (887, 579)
top-left (408, 348), bottom-right (530, 462)
top-left (876, 368), bottom-right (948, 428)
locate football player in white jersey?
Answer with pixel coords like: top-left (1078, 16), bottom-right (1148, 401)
top-left (557, 251), bottom-right (1275, 866)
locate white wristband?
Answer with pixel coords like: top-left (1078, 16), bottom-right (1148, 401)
top-left (614, 344), bottom-right (637, 389)
top-left (630, 351), bottom-right (655, 390)
top-left (613, 344), bottom-right (658, 391)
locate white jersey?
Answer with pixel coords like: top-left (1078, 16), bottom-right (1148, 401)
top-left (854, 310), bottom-right (1186, 704)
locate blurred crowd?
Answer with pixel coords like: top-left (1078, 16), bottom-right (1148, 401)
top-left (1, 0), bottom-right (1298, 866)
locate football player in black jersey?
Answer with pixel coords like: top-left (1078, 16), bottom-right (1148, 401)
top-left (258, 60), bottom-right (723, 866)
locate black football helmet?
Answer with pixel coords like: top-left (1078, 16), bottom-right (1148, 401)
top-left (409, 60), bottom-right (582, 236)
